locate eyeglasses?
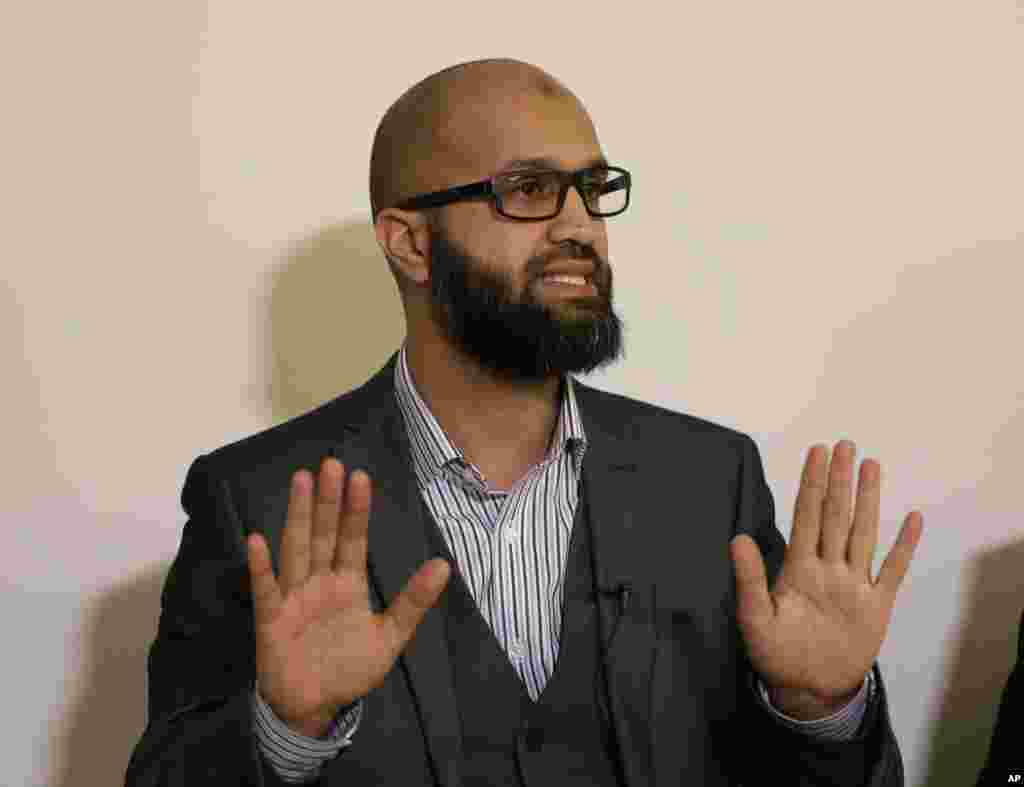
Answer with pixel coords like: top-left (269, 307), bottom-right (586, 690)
top-left (392, 164), bottom-right (632, 221)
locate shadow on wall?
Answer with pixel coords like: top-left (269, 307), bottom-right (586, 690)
top-left (55, 556), bottom-right (168, 787)
top-left (262, 219), bottom-right (407, 424)
top-left (55, 219), bottom-right (403, 787)
top-left (923, 538), bottom-right (1024, 787)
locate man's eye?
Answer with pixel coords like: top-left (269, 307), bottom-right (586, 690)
top-left (505, 175), bottom-right (555, 195)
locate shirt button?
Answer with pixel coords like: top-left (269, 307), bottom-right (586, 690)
top-left (510, 641), bottom-right (524, 658)
top-left (504, 527), bottom-right (517, 542)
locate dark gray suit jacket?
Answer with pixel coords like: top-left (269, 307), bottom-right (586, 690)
top-left (125, 350), bottom-right (904, 786)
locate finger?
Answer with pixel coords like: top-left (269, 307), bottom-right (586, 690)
top-left (874, 512), bottom-right (923, 601)
top-left (788, 444), bottom-right (828, 559)
top-left (382, 559), bottom-right (450, 655)
top-left (334, 468), bottom-right (371, 575)
top-left (821, 440), bottom-right (857, 564)
top-left (280, 470), bottom-right (313, 595)
top-left (847, 458), bottom-right (881, 581)
top-left (247, 532), bottom-right (284, 626)
top-left (310, 457), bottom-right (343, 576)
top-left (729, 535), bottom-right (774, 631)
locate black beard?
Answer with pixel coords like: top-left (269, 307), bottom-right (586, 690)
top-left (423, 222), bottom-right (626, 384)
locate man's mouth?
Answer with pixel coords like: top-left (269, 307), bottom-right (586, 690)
top-left (539, 274), bottom-right (597, 295)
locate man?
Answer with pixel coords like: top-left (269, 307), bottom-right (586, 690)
top-left (125, 58), bottom-right (924, 786)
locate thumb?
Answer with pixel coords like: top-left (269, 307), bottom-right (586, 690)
top-left (730, 535), bottom-right (774, 630)
top-left (385, 559), bottom-right (451, 649)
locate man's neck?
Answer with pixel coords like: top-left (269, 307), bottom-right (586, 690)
top-left (404, 336), bottom-right (562, 479)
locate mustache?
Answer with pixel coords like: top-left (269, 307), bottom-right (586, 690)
top-left (539, 244), bottom-right (600, 266)
top-left (551, 242), bottom-right (595, 262)
top-left (535, 251), bottom-right (604, 281)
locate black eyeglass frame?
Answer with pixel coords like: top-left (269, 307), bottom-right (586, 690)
top-left (392, 165), bottom-right (632, 222)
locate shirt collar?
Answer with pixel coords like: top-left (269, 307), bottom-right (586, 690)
top-left (393, 340), bottom-right (587, 481)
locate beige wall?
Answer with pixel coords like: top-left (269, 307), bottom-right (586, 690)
top-left (4, 2), bottom-right (1022, 785)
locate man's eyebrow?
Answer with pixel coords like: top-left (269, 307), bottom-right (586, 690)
top-left (496, 155), bottom-right (609, 173)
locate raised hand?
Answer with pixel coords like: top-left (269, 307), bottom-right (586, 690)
top-left (730, 440), bottom-right (923, 716)
top-left (246, 458), bottom-right (451, 736)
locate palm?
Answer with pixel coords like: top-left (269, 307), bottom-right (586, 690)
top-left (730, 441), bottom-right (922, 701)
top-left (247, 460), bottom-right (450, 732)
top-left (255, 570), bottom-right (393, 725)
top-left (741, 549), bottom-right (890, 698)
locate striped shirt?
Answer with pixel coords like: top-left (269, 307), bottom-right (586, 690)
top-left (252, 341), bottom-right (875, 782)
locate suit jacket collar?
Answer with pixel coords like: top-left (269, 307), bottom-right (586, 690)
top-left (331, 349), bottom-right (655, 787)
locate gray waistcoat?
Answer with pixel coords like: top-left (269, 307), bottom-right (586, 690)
top-left (418, 475), bottom-right (625, 787)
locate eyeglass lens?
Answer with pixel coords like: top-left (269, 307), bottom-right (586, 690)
top-left (495, 167), bottom-right (628, 218)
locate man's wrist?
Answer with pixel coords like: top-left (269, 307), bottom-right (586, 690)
top-left (287, 713), bottom-right (335, 739)
top-left (279, 702), bottom-right (348, 739)
top-left (767, 682), bottom-right (863, 722)
top-left (286, 698), bottom-right (362, 739)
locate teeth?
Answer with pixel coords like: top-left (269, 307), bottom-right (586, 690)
top-left (544, 274), bottom-right (588, 286)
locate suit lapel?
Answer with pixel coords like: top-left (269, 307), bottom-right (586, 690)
top-left (331, 352), bottom-right (659, 787)
top-left (580, 432), bottom-right (656, 787)
top-left (332, 383), bottom-right (466, 787)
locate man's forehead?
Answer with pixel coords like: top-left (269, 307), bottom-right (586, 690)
top-left (471, 121), bottom-right (601, 172)
top-left (440, 91), bottom-right (601, 176)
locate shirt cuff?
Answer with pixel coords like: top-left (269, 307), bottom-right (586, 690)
top-left (755, 670), bottom-right (874, 741)
top-left (252, 683), bottom-right (362, 783)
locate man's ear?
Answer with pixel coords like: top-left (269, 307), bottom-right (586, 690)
top-left (376, 209), bottom-right (430, 288)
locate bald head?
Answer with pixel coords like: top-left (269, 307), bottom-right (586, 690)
top-left (366, 59), bottom-right (624, 387)
top-left (368, 58), bottom-right (581, 226)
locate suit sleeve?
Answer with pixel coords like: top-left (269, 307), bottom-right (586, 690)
top-left (253, 684), bottom-right (363, 783)
top-left (754, 669), bottom-right (874, 740)
top-left (123, 453), bottom-right (346, 786)
top-left (727, 435), bottom-right (906, 787)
